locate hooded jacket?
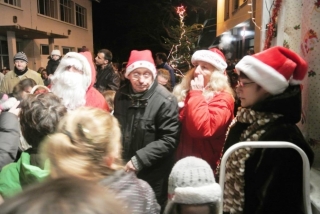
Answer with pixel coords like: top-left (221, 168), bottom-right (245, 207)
top-left (0, 152), bottom-right (49, 198)
top-left (222, 85), bottom-right (314, 214)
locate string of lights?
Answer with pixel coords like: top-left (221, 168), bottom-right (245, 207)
top-left (168, 5), bottom-right (192, 70)
top-left (247, 0), bottom-right (261, 30)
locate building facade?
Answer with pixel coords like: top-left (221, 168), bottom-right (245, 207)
top-left (0, 0), bottom-right (97, 71)
top-left (216, 0), bottom-right (264, 59)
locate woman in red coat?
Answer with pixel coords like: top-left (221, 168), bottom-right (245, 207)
top-left (173, 48), bottom-right (234, 171)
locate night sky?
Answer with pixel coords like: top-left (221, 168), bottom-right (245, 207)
top-left (92, 0), bottom-right (166, 63)
top-left (92, 0), bottom-right (215, 64)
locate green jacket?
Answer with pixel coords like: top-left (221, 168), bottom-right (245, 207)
top-left (0, 152), bottom-right (49, 198)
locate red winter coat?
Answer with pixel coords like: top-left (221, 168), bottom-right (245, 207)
top-left (175, 90), bottom-right (234, 171)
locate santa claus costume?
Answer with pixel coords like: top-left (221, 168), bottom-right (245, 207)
top-left (51, 51), bottom-right (109, 112)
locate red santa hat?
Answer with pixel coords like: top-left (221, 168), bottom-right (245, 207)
top-left (191, 48), bottom-right (227, 72)
top-left (235, 46), bottom-right (308, 95)
top-left (125, 50), bottom-right (157, 78)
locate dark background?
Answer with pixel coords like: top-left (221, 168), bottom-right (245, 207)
top-left (92, 0), bottom-right (216, 64)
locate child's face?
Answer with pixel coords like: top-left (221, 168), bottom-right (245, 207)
top-left (51, 55), bottom-right (60, 61)
top-left (179, 204), bottom-right (211, 214)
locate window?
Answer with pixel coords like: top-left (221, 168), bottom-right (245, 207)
top-left (224, 0), bottom-right (230, 20)
top-left (60, 0), bottom-right (74, 24)
top-left (62, 47), bottom-right (73, 55)
top-left (41, 45), bottom-right (49, 55)
top-left (38, 0), bottom-right (57, 18)
top-left (76, 4), bottom-right (87, 28)
top-left (233, 0), bottom-right (247, 11)
top-left (4, 0), bottom-right (21, 7)
top-left (0, 41), bottom-right (9, 69)
top-left (233, 0), bottom-right (239, 11)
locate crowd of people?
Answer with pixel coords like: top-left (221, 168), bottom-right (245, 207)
top-left (0, 45), bottom-right (314, 214)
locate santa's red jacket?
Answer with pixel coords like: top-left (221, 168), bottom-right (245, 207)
top-left (175, 90), bottom-right (234, 171)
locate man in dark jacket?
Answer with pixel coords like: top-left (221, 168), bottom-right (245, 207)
top-left (46, 50), bottom-right (61, 75)
top-left (94, 49), bottom-right (120, 93)
top-left (114, 50), bottom-right (180, 212)
top-left (221, 46), bottom-right (314, 214)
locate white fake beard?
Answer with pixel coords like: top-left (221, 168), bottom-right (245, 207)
top-left (51, 70), bottom-right (87, 111)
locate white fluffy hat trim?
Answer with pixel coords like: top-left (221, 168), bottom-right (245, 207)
top-left (125, 60), bottom-right (157, 79)
top-left (235, 55), bottom-right (288, 95)
top-left (191, 50), bottom-right (227, 72)
top-left (173, 184), bottom-right (222, 204)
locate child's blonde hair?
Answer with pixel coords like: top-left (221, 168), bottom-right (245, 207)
top-left (102, 90), bottom-right (116, 112)
top-left (42, 107), bottom-right (123, 181)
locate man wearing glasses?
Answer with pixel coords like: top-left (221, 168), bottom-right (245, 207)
top-left (113, 50), bottom-right (180, 212)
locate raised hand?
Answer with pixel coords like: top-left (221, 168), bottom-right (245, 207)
top-left (191, 74), bottom-right (204, 91)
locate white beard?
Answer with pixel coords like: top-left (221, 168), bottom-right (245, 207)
top-left (51, 69), bottom-right (87, 111)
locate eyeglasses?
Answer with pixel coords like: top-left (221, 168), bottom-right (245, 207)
top-left (131, 72), bottom-right (152, 80)
top-left (237, 80), bottom-right (255, 87)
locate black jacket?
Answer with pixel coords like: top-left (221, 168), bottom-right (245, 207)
top-left (94, 64), bottom-right (120, 92)
top-left (114, 81), bottom-right (180, 207)
top-left (46, 56), bottom-right (61, 75)
top-left (223, 85), bottom-right (314, 214)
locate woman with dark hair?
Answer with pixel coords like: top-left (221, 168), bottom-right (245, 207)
top-left (221, 46), bottom-right (314, 214)
top-left (11, 78), bottom-right (37, 100)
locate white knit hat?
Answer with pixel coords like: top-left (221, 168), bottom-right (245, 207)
top-left (191, 48), bottom-right (227, 72)
top-left (165, 156), bottom-right (222, 212)
top-left (51, 50), bottom-right (61, 56)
